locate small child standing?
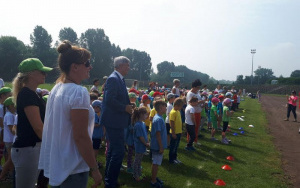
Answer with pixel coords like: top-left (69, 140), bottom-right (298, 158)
top-left (217, 95), bottom-right (225, 130)
top-left (150, 101), bottom-right (168, 188)
top-left (92, 100), bottom-right (104, 168)
top-left (210, 97), bottom-right (220, 140)
top-left (133, 107), bottom-right (149, 181)
top-left (232, 91), bottom-right (238, 111)
top-left (222, 98), bottom-right (234, 144)
top-left (207, 94), bottom-right (213, 130)
top-left (165, 93), bottom-right (176, 147)
top-left (0, 97), bottom-right (16, 180)
top-left (140, 95), bottom-right (151, 133)
top-left (125, 102), bottom-right (136, 174)
top-left (169, 98), bottom-right (184, 164)
top-left (185, 97), bottom-right (198, 151)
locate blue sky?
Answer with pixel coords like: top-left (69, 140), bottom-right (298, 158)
top-left (0, 0), bottom-right (299, 80)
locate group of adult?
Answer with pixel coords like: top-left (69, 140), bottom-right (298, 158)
top-left (6, 40), bottom-right (134, 188)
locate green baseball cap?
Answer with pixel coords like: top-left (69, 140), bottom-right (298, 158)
top-left (3, 97), bottom-right (14, 106)
top-left (149, 91), bottom-right (154, 97)
top-left (128, 92), bottom-right (137, 98)
top-left (18, 58), bottom-right (53, 73)
top-left (0, 87), bottom-right (12, 95)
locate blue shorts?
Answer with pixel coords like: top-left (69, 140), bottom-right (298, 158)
top-left (151, 150), bottom-right (163, 165)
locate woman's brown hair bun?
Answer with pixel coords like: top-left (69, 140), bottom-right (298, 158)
top-left (57, 40), bottom-right (72, 54)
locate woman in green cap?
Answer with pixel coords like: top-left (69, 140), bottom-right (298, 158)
top-left (11, 58), bottom-right (52, 188)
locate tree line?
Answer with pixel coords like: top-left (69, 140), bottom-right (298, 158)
top-left (0, 26), bottom-right (152, 84)
top-left (0, 25), bottom-right (214, 85)
top-left (235, 67), bottom-right (300, 85)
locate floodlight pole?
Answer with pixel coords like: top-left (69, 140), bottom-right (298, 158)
top-left (251, 49), bottom-right (256, 85)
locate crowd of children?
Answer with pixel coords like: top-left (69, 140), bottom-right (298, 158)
top-left (89, 79), bottom-right (240, 188)
top-left (0, 80), bottom-right (240, 187)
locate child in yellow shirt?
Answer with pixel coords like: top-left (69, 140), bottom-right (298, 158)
top-left (169, 98), bottom-right (184, 164)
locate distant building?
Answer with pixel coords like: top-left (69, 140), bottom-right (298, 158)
top-left (271, 80), bottom-right (278, 85)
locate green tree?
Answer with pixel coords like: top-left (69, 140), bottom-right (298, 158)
top-left (111, 44), bottom-right (122, 60)
top-left (122, 48), bottom-right (152, 81)
top-left (30, 25), bottom-right (58, 82)
top-left (30, 26), bottom-right (53, 57)
top-left (290, 70), bottom-right (300, 78)
top-left (58, 27), bottom-right (78, 44)
top-left (79, 28), bottom-right (113, 83)
top-left (236, 75), bottom-right (244, 84)
top-left (157, 61), bottom-right (175, 76)
top-left (0, 36), bottom-right (32, 81)
top-left (244, 76), bottom-right (251, 84)
top-left (254, 67), bottom-right (275, 84)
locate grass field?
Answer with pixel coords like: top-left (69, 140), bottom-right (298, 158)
top-left (88, 97), bottom-right (290, 188)
top-left (0, 96), bottom-right (290, 188)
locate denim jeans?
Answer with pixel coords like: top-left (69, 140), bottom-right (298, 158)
top-left (105, 127), bottom-right (125, 188)
top-left (169, 133), bottom-right (181, 162)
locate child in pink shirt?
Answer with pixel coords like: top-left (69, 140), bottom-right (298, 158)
top-left (284, 90), bottom-right (298, 122)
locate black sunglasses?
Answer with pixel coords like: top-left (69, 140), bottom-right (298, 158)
top-left (83, 60), bottom-right (91, 67)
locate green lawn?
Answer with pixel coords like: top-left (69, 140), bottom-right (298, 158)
top-left (0, 97), bottom-right (290, 188)
top-left (89, 98), bottom-right (290, 188)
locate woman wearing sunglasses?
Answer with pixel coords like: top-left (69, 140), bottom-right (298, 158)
top-left (11, 58), bottom-right (53, 188)
top-left (39, 40), bottom-right (102, 188)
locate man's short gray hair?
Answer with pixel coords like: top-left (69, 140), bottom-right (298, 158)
top-left (173, 79), bottom-right (180, 84)
top-left (114, 56), bottom-right (130, 68)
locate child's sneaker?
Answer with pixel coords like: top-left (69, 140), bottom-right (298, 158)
top-left (120, 164), bottom-right (126, 171)
top-left (156, 177), bottom-right (164, 185)
top-left (175, 159), bottom-right (182, 164)
top-left (151, 181), bottom-right (163, 188)
top-left (185, 146), bottom-right (191, 151)
top-left (127, 167), bottom-right (133, 174)
top-left (222, 138), bottom-right (229, 145)
top-left (189, 146), bottom-right (196, 151)
top-left (225, 137), bottom-right (231, 143)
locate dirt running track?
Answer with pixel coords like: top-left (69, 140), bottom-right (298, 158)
top-left (261, 95), bottom-right (300, 187)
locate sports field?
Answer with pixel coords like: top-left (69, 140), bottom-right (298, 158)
top-left (87, 97), bottom-right (289, 188)
top-left (0, 92), bottom-right (290, 188)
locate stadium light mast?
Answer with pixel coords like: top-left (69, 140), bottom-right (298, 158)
top-left (251, 49), bottom-right (256, 85)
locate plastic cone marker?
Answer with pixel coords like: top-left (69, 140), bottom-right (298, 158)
top-left (226, 156), bottom-right (235, 161)
top-left (222, 165), bottom-right (232, 170)
top-left (239, 127), bottom-right (243, 130)
top-left (214, 179), bottom-right (226, 186)
top-left (240, 131), bottom-right (245, 134)
top-left (233, 133), bottom-right (238, 136)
